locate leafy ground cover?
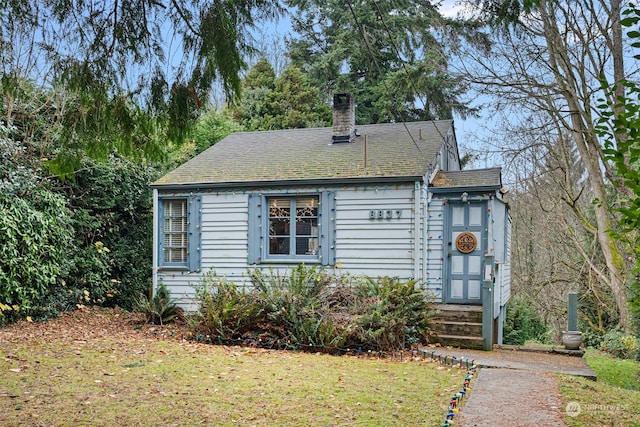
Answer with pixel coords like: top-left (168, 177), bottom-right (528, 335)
top-left (0, 307), bottom-right (465, 426)
top-left (558, 350), bottom-right (640, 426)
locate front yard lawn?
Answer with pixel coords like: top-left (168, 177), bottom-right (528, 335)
top-left (558, 350), bottom-right (640, 427)
top-left (0, 308), bottom-right (463, 426)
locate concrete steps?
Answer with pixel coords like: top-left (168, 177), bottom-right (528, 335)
top-left (432, 304), bottom-right (484, 350)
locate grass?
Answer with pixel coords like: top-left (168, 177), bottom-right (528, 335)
top-left (0, 336), bottom-right (464, 426)
top-left (584, 349), bottom-right (640, 391)
top-left (557, 349), bottom-right (640, 427)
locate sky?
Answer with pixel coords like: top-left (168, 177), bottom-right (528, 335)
top-left (439, 0), bottom-right (466, 18)
top-left (437, 1), bottom-right (502, 168)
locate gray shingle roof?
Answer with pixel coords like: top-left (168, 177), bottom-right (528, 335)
top-left (153, 120), bottom-right (454, 187)
top-left (431, 168), bottom-right (502, 188)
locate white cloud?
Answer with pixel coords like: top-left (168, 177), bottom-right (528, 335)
top-left (439, 0), bottom-right (467, 18)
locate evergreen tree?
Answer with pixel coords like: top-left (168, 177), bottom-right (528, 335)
top-left (229, 59), bottom-right (330, 130)
top-left (0, 0), bottom-right (282, 174)
top-left (285, 0), bottom-right (477, 124)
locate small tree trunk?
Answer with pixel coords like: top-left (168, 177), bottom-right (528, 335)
top-left (540, 0), bottom-right (630, 331)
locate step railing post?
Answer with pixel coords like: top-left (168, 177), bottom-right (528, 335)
top-left (482, 255), bottom-right (495, 351)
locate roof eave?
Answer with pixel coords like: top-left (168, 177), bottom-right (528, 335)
top-left (151, 175), bottom-right (426, 191)
top-left (429, 184), bottom-right (502, 194)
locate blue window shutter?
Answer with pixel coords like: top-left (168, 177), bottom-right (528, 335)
top-left (320, 191), bottom-right (336, 266)
top-left (158, 199), bottom-right (166, 268)
top-left (247, 193), bottom-right (263, 264)
top-left (187, 195), bottom-right (202, 272)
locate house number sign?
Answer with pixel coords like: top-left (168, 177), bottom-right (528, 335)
top-left (456, 232), bottom-right (477, 254)
top-left (368, 210), bottom-right (402, 220)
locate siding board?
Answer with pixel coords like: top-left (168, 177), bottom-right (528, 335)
top-left (424, 195), bottom-right (445, 300)
top-left (335, 186), bottom-right (416, 279)
top-left (201, 193), bottom-right (248, 272)
top-left (158, 183), bottom-right (447, 307)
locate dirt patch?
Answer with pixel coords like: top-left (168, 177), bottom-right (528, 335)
top-left (0, 307), bottom-right (187, 344)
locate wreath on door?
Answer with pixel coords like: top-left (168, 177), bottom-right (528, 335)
top-left (456, 232), bottom-right (477, 254)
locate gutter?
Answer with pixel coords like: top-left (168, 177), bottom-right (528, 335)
top-left (150, 175), bottom-right (426, 191)
top-left (429, 185), bottom-right (501, 194)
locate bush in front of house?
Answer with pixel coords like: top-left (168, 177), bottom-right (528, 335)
top-left (349, 276), bottom-right (432, 350)
top-left (598, 330), bottom-right (640, 361)
top-left (249, 265), bottom-right (347, 348)
top-left (194, 272), bottom-right (265, 341)
top-left (135, 282), bottom-right (183, 326)
top-left (191, 266), bottom-right (433, 352)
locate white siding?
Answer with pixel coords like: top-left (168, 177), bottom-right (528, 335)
top-left (200, 193), bottom-right (249, 272)
top-left (499, 262), bottom-right (512, 306)
top-left (500, 213), bottom-right (512, 306)
top-left (158, 193), bottom-right (252, 308)
top-left (334, 186), bottom-right (416, 278)
top-left (156, 183), bottom-right (430, 308)
top-left (424, 194), bottom-right (445, 301)
top-left (491, 198), bottom-right (512, 315)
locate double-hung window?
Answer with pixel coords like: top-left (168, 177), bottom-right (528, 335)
top-left (158, 195), bottom-right (201, 271)
top-left (268, 196), bottom-right (319, 257)
top-left (248, 191), bottom-right (335, 265)
top-left (164, 200), bottom-right (188, 263)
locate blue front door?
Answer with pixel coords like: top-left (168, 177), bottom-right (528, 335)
top-left (445, 200), bottom-right (486, 304)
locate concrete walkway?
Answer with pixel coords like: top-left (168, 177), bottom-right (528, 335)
top-left (421, 346), bottom-right (597, 427)
top-left (440, 346), bottom-right (597, 379)
top-left (457, 368), bottom-right (568, 427)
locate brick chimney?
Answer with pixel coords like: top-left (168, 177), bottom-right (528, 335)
top-left (332, 93), bottom-right (356, 143)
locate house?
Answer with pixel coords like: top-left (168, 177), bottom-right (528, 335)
top-left (151, 94), bottom-right (511, 349)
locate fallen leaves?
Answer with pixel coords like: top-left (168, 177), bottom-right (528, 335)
top-left (0, 306), bottom-right (179, 345)
top-left (0, 307), bottom-right (464, 426)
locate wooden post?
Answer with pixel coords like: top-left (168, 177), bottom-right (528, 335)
top-left (482, 255), bottom-right (495, 351)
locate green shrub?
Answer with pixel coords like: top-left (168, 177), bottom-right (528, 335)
top-left (349, 276), bottom-right (432, 351)
top-left (599, 331), bottom-right (640, 360)
top-left (503, 296), bottom-right (548, 345)
top-left (193, 267), bottom-right (337, 346)
top-left (249, 265), bottom-right (347, 348)
top-left (194, 272), bottom-right (265, 341)
top-left (581, 328), bottom-right (605, 348)
top-left (0, 92), bottom-right (156, 322)
top-left (65, 158), bottom-right (157, 310)
top-left (0, 189), bottom-right (74, 323)
top-left (191, 267), bottom-right (433, 352)
top-left (135, 283), bottom-right (183, 325)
